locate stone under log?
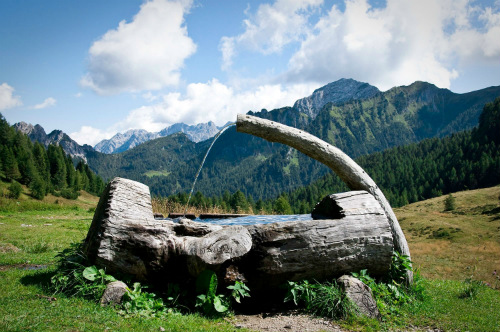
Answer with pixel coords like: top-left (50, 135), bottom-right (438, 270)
top-left (83, 177), bottom-right (394, 292)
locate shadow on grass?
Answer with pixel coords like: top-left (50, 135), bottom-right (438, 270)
top-left (20, 269), bottom-right (56, 293)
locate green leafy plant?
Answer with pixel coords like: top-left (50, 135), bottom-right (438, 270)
top-left (284, 280), bottom-right (356, 318)
top-left (350, 255), bottom-right (425, 321)
top-left (388, 251), bottom-right (413, 284)
top-left (459, 265), bottom-right (485, 300)
top-left (459, 278), bottom-right (484, 300)
top-left (119, 282), bottom-right (176, 318)
top-left (284, 280), bottom-right (317, 309)
top-left (50, 243), bottom-right (116, 301)
top-left (195, 270), bottom-right (230, 316)
top-left (227, 281), bottom-right (250, 303)
top-left (351, 269), bottom-right (376, 288)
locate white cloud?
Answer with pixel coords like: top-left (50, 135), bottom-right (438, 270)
top-left (220, 0), bottom-right (323, 69)
top-left (81, 0), bottom-right (196, 95)
top-left (70, 80), bottom-right (316, 145)
top-left (33, 97), bottom-right (57, 109)
top-left (115, 80), bottom-right (316, 132)
top-left (284, 0), bottom-right (500, 90)
top-left (0, 83), bottom-right (22, 110)
top-left (142, 91), bottom-right (159, 102)
top-left (70, 126), bottom-right (115, 146)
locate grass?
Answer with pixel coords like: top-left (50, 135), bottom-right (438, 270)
top-left (395, 185), bottom-right (500, 288)
top-left (0, 185), bottom-right (244, 332)
top-left (144, 170), bottom-right (171, 178)
top-left (151, 197), bottom-right (233, 217)
top-left (0, 268), bottom-right (237, 332)
top-left (1, 183), bottom-right (499, 331)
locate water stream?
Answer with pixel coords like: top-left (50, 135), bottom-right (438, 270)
top-left (183, 122), bottom-right (236, 216)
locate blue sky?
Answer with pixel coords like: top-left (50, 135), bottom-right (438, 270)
top-left (1, 0), bottom-right (499, 146)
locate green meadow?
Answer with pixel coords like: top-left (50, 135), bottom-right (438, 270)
top-left (1, 183), bottom-right (499, 331)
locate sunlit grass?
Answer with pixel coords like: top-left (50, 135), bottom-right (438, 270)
top-left (395, 185), bottom-right (500, 288)
top-left (1, 184), bottom-right (499, 331)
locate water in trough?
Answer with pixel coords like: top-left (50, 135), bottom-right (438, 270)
top-left (197, 214), bottom-right (312, 226)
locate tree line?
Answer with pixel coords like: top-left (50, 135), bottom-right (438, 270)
top-left (0, 114), bottom-right (105, 200)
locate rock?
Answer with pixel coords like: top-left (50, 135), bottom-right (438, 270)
top-left (337, 275), bottom-right (380, 320)
top-left (293, 78), bottom-right (380, 119)
top-left (100, 281), bottom-right (128, 306)
top-left (153, 213), bottom-right (164, 219)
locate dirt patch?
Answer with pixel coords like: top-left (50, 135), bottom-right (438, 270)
top-left (230, 310), bottom-right (345, 332)
top-left (0, 263), bottom-right (49, 271)
top-left (0, 243), bottom-right (21, 253)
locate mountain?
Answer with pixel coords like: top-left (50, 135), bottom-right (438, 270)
top-left (84, 79), bottom-right (500, 200)
top-left (94, 121), bottom-right (221, 154)
top-left (94, 129), bottom-right (158, 154)
top-left (14, 79), bottom-right (500, 201)
top-left (158, 121), bottom-right (221, 143)
top-left (13, 121), bottom-right (93, 162)
top-left (308, 81), bottom-right (500, 157)
top-left (285, 96), bottom-right (500, 212)
top-left (293, 78), bottom-right (380, 118)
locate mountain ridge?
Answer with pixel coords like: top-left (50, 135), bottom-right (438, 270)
top-left (12, 79), bottom-right (500, 200)
top-left (94, 121), bottom-right (222, 154)
top-left (13, 121), bottom-right (93, 162)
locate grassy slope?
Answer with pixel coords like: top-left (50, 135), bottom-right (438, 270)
top-left (395, 185), bottom-right (500, 287)
top-left (1, 183), bottom-right (499, 331)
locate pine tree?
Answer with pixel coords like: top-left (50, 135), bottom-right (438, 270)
top-left (47, 145), bottom-right (67, 190)
top-left (274, 195), bottom-right (292, 215)
top-left (230, 190), bottom-right (249, 213)
top-left (1, 147), bottom-right (21, 180)
top-left (30, 176), bottom-right (46, 200)
top-left (444, 194), bottom-right (456, 211)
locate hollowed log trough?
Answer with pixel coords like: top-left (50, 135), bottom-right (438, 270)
top-left (83, 178), bottom-right (394, 294)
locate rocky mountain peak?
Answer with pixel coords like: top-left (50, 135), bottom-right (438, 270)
top-left (94, 121), bottom-right (222, 154)
top-left (13, 121), bottom-right (34, 135)
top-left (293, 78), bottom-right (380, 118)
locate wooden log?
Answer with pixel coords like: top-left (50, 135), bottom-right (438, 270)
top-left (236, 114), bottom-right (412, 284)
top-left (199, 213), bottom-right (250, 219)
top-left (168, 213), bottom-right (196, 220)
top-left (84, 178), bottom-right (394, 292)
top-left (83, 178), bottom-right (252, 281)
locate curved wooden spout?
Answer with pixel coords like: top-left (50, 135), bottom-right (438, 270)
top-left (236, 113), bottom-right (413, 284)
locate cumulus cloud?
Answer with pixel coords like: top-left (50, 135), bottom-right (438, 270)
top-left (33, 97), bottom-right (57, 109)
top-left (81, 0), bottom-right (196, 95)
top-left (0, 83), bottom-right (22, 110)
top-left (70, 80), bottom-right (315, 145)
top-left (220, 0), bottom-right (323, 69)
top-left (115, 79), bottom-right (316, 131)
top-left (284, 0), bottom-right (500, 90)
top-left (70, 126), bottom-right (115, 146)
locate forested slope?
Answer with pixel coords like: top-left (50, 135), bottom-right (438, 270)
top-left (0, 114), bottom-right (105, 200)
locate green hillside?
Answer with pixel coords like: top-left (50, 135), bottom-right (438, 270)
top-left (0, 114), bottom-right (105, 201)
top-left (285, 96), bottom-right (500, 212)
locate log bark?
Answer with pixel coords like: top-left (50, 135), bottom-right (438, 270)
top-left (84, 178), bottom-right (394, 293)
top-left (236, 113), bottom-right (412, 283)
